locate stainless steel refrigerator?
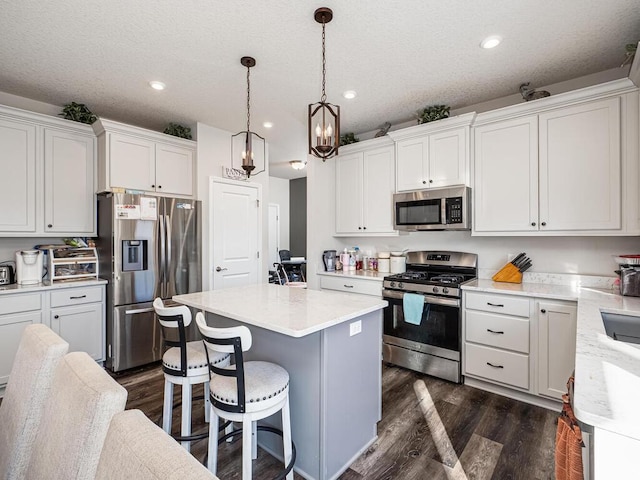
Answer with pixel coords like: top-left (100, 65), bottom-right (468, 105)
top-left (96, 193), bottom-right (202, 372)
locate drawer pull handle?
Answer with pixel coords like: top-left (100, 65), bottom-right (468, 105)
top-left (487, 329), bottom-right (504, 334)
top-left (344, 284), bottom-right (354, 288)
top-left (487, 302), bottom-right (504, 307)
top-left (540, 309), bottom-right (546, 314)
top-left (487, 362), bottom-right (504, 369)
top-left (70, 295), bottom-right (87, 299)
top-left (54, 315), bottom-right (59, 319)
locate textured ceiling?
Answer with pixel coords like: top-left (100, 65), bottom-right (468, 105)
top-left (0, 1), bottom-right (638, 179)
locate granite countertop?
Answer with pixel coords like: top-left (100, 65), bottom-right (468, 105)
top-left (462, 279), bottom-right (640, 440)
top-left (0, 278), bottom-right (107, 295)
top-left (174, 283), bottom-right (388, 338)
top-left (316, 270), bottom-right (387, 282)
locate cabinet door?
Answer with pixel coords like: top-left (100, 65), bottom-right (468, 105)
top-left (0, 118), bottom-right (36, 232)
top-left (51, 303), bottom-right (104, 362)
top-left (429, 127), bottom-right (467, 187)
top-left (474, 116), bottom-right (539, 232)
top-left (396, 138), bottom-right (427, 192)
top-left (537, 300), bottom-right (577, 400)
top-left (0, 311), bottom-right (41, 385)
top-left (539, 98), bottom-right (621, 231)
top-left (362, 146), bottom-right (396, 233)
top-left (109, 133), bottom-right (155, 192)
top-left (335, 152), bottom-right (363, 234)
top-left (155, 143), bottom-right (194, 197)
top-left (44, 129), bottom-right (96, 234)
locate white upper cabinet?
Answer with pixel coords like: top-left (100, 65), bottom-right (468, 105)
top-left (473, 79), bottom-right (638, 236)
top-left (539, 97), bottom-right (621, 231)
top-left (44, 128), bottom-right (96, 234)
top-left (390, 113), bottom-right (475, 192)
top-left (94, 119), bottom-right (196, 198)
top-left (0, 118), bottom-right (36, 232)
top-left (335, 138), bottom-right (397, 236)
top-left (0, 105), bottom-right (96, 236)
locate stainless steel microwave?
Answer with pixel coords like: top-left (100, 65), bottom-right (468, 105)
top-left (393, 185), bottom-right (471, 231)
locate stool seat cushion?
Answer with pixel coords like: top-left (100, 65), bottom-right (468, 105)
top-left (210, 361), bottom-right (289, 406)
top-left (163, 341), bottom-right (229, 373)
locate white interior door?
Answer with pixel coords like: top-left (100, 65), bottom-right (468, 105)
top-left (268, 203), bottom-right (280, 271)
top-left (211, 179), bottom-right (260, 290)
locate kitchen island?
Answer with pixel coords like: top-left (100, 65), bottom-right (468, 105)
top-left (174, 284), bottom-right (387, 480)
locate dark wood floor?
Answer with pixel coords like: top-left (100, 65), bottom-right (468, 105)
top-left (112, 363), bottom-right (558, 480)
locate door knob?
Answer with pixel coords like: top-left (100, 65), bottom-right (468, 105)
top-left (215, 266), bottom-right (228, 272)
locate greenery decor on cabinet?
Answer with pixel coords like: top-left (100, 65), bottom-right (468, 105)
top-left (340, 132), bottom-right (359, 146)
top-left (59, 102), bottom-right (97, 124)
top-left (417, 105), bottom-right (450, 124)
top-left (163, 123), bottom-right (192, 139)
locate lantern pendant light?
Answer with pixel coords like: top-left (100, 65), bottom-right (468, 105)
top-left (232, 56), bottom-right (265, 178)
top-left (308, 7), bottom-right (340, 161)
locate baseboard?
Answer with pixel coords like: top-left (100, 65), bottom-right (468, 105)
top-left (258, 442), bottom-right (316, 480)
top-left (464, 376), bottom-right (562, 412)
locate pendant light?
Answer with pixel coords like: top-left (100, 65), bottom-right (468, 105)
top-left (308, 7), bottom-right (340, 161)
top-left (232, 56), bottom-right (265, 178)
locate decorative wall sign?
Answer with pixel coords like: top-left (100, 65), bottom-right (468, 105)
top-left (222, 166), bottom-right (249, 181)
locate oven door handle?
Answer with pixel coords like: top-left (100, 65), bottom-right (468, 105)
top-left (382, 289), bottom-right (460, 307)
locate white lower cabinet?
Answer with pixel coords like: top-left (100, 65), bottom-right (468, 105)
top-left (0, 284), bottom-right (105, 389)
top-left (537, 300), bottom-right (577, 400)
top-left (319, 275), bottom-right (383, 297)
top-left (463, 290), bottom-right (577, 404)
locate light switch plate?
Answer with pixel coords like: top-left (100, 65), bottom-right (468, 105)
top-left (349, 320), bottom-right (362, 336)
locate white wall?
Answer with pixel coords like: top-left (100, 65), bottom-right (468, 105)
top-left (268, 176), bottom-right (290, 251)
top-left (196, 122), bottom-right (270, 290)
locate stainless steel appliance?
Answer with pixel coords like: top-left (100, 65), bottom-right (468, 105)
top-left (393, 185), bottom-right (471, 231)
top-left (382, 251), bottom-right (477, 383)
top-left (0, 264), bottom-right (15, 285)
top-left (97, 193), bottom-right (202, 372)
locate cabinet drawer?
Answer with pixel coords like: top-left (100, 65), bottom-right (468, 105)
top-left (0, 293), bottom-right (42, 315)
top-left (465, 342), bottom-right (529, 390)
top-left (320, 276), bottom-right (382, 297)
top-left (465, 310), bottom-right (529, 353)
top-left (50, 286), bottom-right (103, 307)
top-left (465, 291), bottom-right (530, 318)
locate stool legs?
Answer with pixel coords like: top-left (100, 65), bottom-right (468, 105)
top-left (282, 395), bottom-right (293, 480)
top-left (242, 419), bottom-right (253, 480)
top-left (181, 383), bottom-right (192, 452)
top-left (162, 380), bottom-right (174, 434)
top-left (204, 382), bottom-right (211, 423)
top-left (208, 408), bottom-right (219, 474)
top-left (252, 421), bottom-right (258, 460)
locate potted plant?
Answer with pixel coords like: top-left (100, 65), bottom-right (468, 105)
top-left (339, 132), bottom-right (359, 146)
top-left (164, 123), bottom-right (192, 140)
top-left (417, 105), bottom-right (450, 124)
top-left (59, 102), bottom-right (97, 124)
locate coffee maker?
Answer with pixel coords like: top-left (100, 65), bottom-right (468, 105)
top-left (15, 250), bottom-right (43, 285)
top-left (323, 250), bottom-right (337, 272)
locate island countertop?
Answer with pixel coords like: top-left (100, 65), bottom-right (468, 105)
top-left (173, 283), bottom-right (388, 338)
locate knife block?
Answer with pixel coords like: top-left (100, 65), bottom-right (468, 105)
top-left (492, 262), bottom-right (523, 284)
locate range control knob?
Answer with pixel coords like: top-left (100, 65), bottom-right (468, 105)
top-left (432, 286), bottom-right (440, 294)
top-left (390, 281), bottom-right (396, 288)
top-left (398, 282), bottom-right (404, 289)
top-left (443, 287), bottom-right (449, 294)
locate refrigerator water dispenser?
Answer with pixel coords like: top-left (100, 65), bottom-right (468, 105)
top-left (122, 240), bottom-right (147, 271)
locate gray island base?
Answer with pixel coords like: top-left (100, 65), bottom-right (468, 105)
top-left (174, 284), bottom-right (387, 480)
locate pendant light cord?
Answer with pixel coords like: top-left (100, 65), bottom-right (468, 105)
top-left (321, 20), bottom-right (327, 103)
top-left (246, 65), bottom-right (251, 132)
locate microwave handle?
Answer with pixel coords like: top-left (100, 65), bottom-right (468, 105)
top-left (441, 199), bottom-right (447, 226)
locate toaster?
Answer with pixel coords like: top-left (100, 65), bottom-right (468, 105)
top-left (0, 264), bottom-right (16, 285)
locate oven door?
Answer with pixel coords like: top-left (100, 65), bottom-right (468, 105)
top-left (382, 289), bottom-right (460, 361)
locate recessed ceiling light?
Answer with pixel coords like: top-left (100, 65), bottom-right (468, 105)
top-left (343, 90), bottom-right (357, 99)
top-left (149, 81), bottom-right (166, 91)
top-left (480, 35), bottom-right (502, 49)
top-left (263, 122), bottom-right (273, 128)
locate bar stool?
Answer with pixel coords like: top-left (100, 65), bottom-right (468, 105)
top-left (195, 312), bottom-right (295, 480)
top-left (153, 298), bottom-right (230, 452)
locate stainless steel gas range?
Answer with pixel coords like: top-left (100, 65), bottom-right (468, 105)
top-left (382, 251), bottom-right (478, 383)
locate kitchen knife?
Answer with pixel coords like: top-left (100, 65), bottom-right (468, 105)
top-left (519, 261), bottom-right (532, 272)
top-left (514, 256), bottom-right (529, 269)
top-left (511, 253), bottom-right (526, 266)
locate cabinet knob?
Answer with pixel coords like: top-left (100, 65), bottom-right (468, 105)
top-left (422, 180), bottom-right (427, 184)
top-left (429, 179), bottom-right (433, 183)
top-left (363, 226), bottom-right (367, 230)
top-left (531, 222), bottom-right (536, 226)
top-left (151, 184), bottom-right (155, 188)
top-left (47, 224), bottom-right (53, 228)
top-left (541, 222), bottom-right (547, 226)
top-left (541, 309), bottom-right (546, 313)
top-left (158, 185), bottom-right (162, 189)
top-left (358, 227), bottom-right (362, 230)
top-left (54, 315), bottom-right (59, 319)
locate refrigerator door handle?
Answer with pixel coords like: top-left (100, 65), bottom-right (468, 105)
top-left (166, 214), bottom-right (172, 288)
top-left (125, 307), bottom-right (156, 315)
top-left (159, 214), bottom-right (166, 299)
